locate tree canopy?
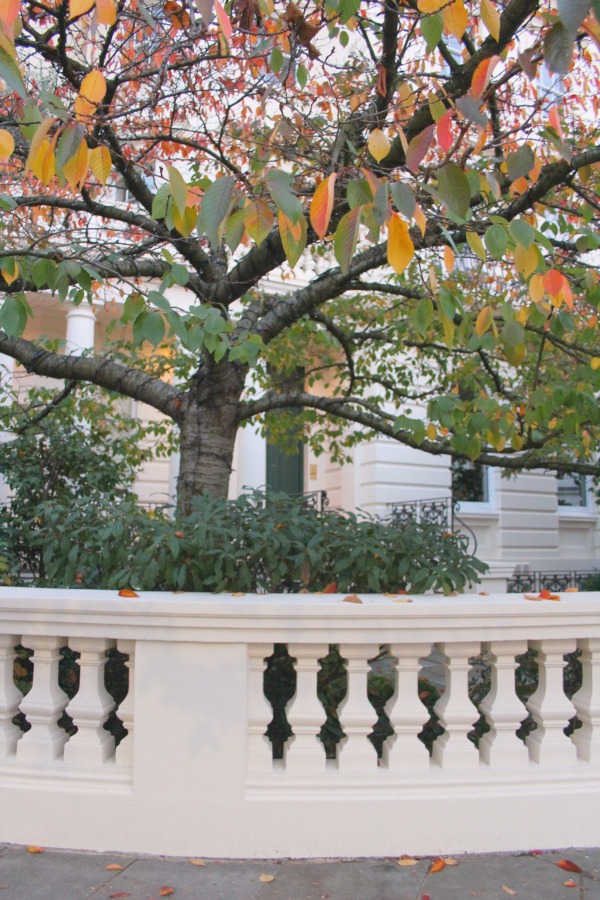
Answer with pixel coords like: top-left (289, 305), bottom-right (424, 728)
top-left (0, 0), bottom-right (599, 511)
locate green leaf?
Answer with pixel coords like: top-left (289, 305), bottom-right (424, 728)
top-left (347, 178), bottom-right (373, 209)
top-left (557, 0), bottom-right (590, 34)
top-left (437, 163), bottom-right (471, 219)
top-left (484, 223), bottom-right (508, 260)
top-left (152, 183), bottom-right (171, 220)
top-left (267, 170), bottom-right (303, 224)
top-left (122, 292), bottom-right (145, 324)
top-left (413, 297), bottom-right (434, 337)
top-left (543, 22), bottom-right (575, 76)
top-left (225, 208), bottom-right (246, 252)
top-left (338, 0), bottom-right (360, 23)
top-left (55, 123), bottom-right (85, 175)
top-left (391, 182), bottom-right (416, 219)
top-left (0, 295), bottom-right (28, 337)
top-left (201, 176), bottom-right (235, 249)
top-left (168, 165), bottom-right (188, 216)
top-left (509, 218), bottom-right (535, 249)
top-left (420, 13), bottom-right (443, 51)
top-left (269, 46), bottom-right (283, 74)
top-left (0, 47), bottom-right (26, 100)
top-left (297, 63), bottom-right (307, 88)
top-left (279, 211), bottom-right (307, 268)
top-left (133, 310), bottom-right (165, 347)
top-left (334, 207), bottom-right (361, 274)
top-left (507, 145), bottom-right (535, 181)
top-left (502, 320), bottom-right (526, 366)
top-left (170, 263), bottom-right (189, 286)
top-left (31, 258), bottom-right (59, 290)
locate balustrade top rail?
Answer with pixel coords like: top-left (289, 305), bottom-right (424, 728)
top-left (1, 587), bottom-right (599, 643)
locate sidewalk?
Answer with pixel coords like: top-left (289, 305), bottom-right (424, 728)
top-left (0, 844), bottom-right (598, 900)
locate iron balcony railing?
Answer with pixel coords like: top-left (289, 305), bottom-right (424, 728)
top-left (507, 569), bottom-right (599, 593)
top-left (386, 496), bottom-right (478, 556)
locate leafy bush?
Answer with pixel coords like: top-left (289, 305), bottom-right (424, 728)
top-left (4, 489), bottom-right (487, 594)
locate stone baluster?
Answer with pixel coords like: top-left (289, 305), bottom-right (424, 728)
top-left (526, 639), bottom-right (578, 764)
top-left (383, 643), bottom-right (431, 771)
top-left (478, 641), bottom-right (529, 766)
top-left (63, 638), bottom-right (116, 765)
top-left (337, 644), bottom-right (379, 772)
top-left (247, 644), bottom-right (274, 774)
top-left (570, 638), bottom-right (600, 763)
top-left (432, 641), bottom-right (480, 768)
top-left (285, 644), bottom-right (328, 773)
top-left (17, 636), bottom-right (69, 761)
top-left (0, 635), bottom-right (23, 757)
top-left (115, 640), bottom-right (135, 767)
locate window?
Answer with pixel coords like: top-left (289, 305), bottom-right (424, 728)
top-left (557, 473), bottom-right (587, 507)
top-left (451, 459), bottom-right (489, 503)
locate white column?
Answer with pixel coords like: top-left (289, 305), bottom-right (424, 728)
top-left (526, 639), bottom-right (578, 764)
top-left (285, 643), bottom-right (328, 773)
top-left (383, 643), bottom-right (431, 770)
top-left (337, 644), bottom-right (379, 772)
top-left (115, 640), bottom-right (135, 767)
top-left (247, 643), bottom-right (274, 774)
top-left (432, 641), bottom-right (481, 768)
top-left (16, 635), bottom-right (69, 761)
top-left (570, 638), bottom-right (600, 763)
top-left (63, 638), bottom-right (116, 765)
top-left (65, 304), bottom-right (96, 353)
top-left (232, 423), bottom-right (267, 497)
top-left (0, 635), bottom-right (23, 757)
top-left (479, 640), bottom-right (529, 766)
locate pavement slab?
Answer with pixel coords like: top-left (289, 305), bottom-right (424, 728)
top-left (0, 845), bottom-right (598, 900)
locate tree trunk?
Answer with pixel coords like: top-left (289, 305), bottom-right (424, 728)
top-left (176, 361), bottom-right (246, 516)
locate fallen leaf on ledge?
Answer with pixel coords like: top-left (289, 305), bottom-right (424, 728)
top-left (442, 857), bottom-right (458, 865)
top-left (118, 589), bottom-right (139, 598)
top-left (523, 592), bottom-right (560, 601)
top-left (189, 859), bottom-right (207, 866)
top-left (478, 591), bottom-right (489, 595)
top-left (105, 863), bottom-right (123, 870)
top-left (565, 587), bottom-right (579, 592)
top-left (231, 592), bottom-right (246, 597)
top-left (343, 594), bottom-right (362, 604)
top-left (26, 847), bottom-right (44, 854)
top-left (394, 597), bottom-right (413, 603)
top-left (396, 857), bottom-right (418, 866)
top-left (430, 858), bottom-right (446, 873)
top-left (259, 873), bottom-right (275, 882)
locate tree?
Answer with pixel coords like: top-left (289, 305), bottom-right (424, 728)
top-left (0, 0), bottom-right (599, 514)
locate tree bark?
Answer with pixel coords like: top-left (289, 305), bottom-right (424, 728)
top-left (176, 360), bottom-right (247, 516)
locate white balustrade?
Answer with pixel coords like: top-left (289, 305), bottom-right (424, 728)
top-left (432, 641), bottom-right (480, 768)
top-left (337, 643), bottom-right (379, 772)
top-left (383, 642), bottom-right (431, 771)
top-left (285, 643), bottom-right (328, 772)
top-left (0, 635), bottom-right (22, 757)
top-left (16, 635), bottom-right (69, 761)
top-left (64, 638), bottom-right (116, 765)
top-left (479, 641), bottom-right (529, 766)
top-left (115, 640), bottom-right (134, 767)
top-left (526, 639), bottom-right (578, 764)
top-left (571, 638), bottom-right (600, 763)
top-left (247, 643), bottom-right (274, 774)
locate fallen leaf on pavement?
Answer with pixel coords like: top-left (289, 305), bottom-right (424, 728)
top-left (109, 894), bottom-right (131, 898)
top-left (396, 857), bottom-right (418, 866)
top-left (26, 847), bottom-right (44, 854)
top-left (564, 881), bottom-right (578, 888)
top-left (430, 858), bottom-right (446, 873)
top-left (557, 860), bottom-right (583, 873)
top-left (159, 888), bottom-right (175, 896)
top-left (502, 887), bottom-right (516, 896)
top-left (259, 874), bottom-right (275, 882)
top-left (343, 594), bottom-right (362, 604)
top-left (105, 864), bottom-right (123, 870)
top-left (189, 859), bottom-right (207, 866)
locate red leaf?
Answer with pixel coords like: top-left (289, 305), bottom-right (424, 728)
top-left (543, 268), bottom-right (565, 297)
top-left (564, 881), bottom-right (578, 888)
top-left (405, 125), bottom-right (435, 173)
top-left (323, 582), bottom-right (338, 593)
top-left (557, 860), bottom-right (583, 873)
top-left (437, 111), bottom-right (453, 152)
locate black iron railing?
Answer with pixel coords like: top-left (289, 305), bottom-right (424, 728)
top-left (507, 569), bottom-right (599, 593)
top-left (387, 496), bottom-right (478, 556)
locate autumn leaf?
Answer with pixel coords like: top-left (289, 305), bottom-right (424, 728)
top-left (95, 0), bottom-right (117, 25)
top-left (430, 858), bottom-right (446, 873)
top-left (189, 859), bottom-right (207, 866)
top-left (322, 582), bottom-right (337, 593)
top-left (0, 129), bottom-right (14, 160)
top-left (564, 880), bottom-right (578, 888)
top-left (69, 0), bottom-right (95, 19)
top-left (480, 0), bottom-right (500, 40)
top-left (476, 306), bottom-right (494, 336)
top-left (310, 174), bottom-right (337, 240)
top-left (118, 588), bottom-right (139, 597)
top-left (368, 128), bottom-right (391, 163)
top-left (259, 874), bottom-right (275, 882)
top-left (556, 860), bottom-right (583, 873)
top-left (501, 888), bottom-right (516, 897)
top-left (105, 863), bottom-right (123, 870)
top-left (334, 207), bottom-right (362, 274)
top-left (387, 213), bottom-right (414, 275)
top-left (26, 847), bottom-right (45, 854)
top-left (343, 594), bottom-right (363, 603)
top-left (90, 145), bottom-right (112, 184)
top-left (159, 888), bottom-right (175, 896)
top-left (396, 857), bottom-right (418, 866)
top-left (405, 125), bottom-right (435, 173)
top-left (471, 55), bottom-right (499, 100)
top-left (74, 70), bottom-right (107, 120)
top-left (442, 0), bottom-right (468, 40)
top-left (109, 894), bottom-right (131, 899)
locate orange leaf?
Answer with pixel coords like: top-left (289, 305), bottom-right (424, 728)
top-left (387, 213), bottom-right (414, 275)
top-left (323, 582), bottom-right (338, 593)
top-left (109, 894), bottom-right (131, 899)
top-left (159, 888), bottom-right (175, 896)
top-left (476, 306), bottom-right (494, 337)
top-left (105, 864), bottom-right (123, 870)
top-left (442, 0), bottom-right (468, 40)
top-left (542, 268), bottom-right (565, 297)
top-left (471, 55), bottom-right (499, 100)
top-left (189, 859), bottom-right (207, 866)
top-left (0, 0), bottom-right (20, 40)
top-left (118, 589), bottom-right (139, 597)
top-left (74, 70), bottom-right (107, 121)
top-left (63, 139), bottom-right (89, 190)
top-left (95, 0), bottom-right (117, 24)
top-left (214, 0), bottom-right (232, 51)
top-left (26, 846), bottom-right (45, 854)
top-left (557, 860), bottom-right (583, 873)
top-left (564, 881), bottom-right (578, 888)
top-left (310, 174), bottom-right (337, 240)
top-left (443, 245), bottom-right (454, 273)
top-left (70, 0), bottom-right (95, 18)
top-left (430, 857), bottom-right (446, 873)
top-left (231, 591), bottom-right (246, 597)
top-left (343, 594), bottom-right (363, 604)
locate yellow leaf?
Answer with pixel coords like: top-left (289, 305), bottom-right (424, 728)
top-left (74, 70), bottom-right (107, 121)
top-left (418, 0), bottom-right (446, 11)
top-left (0, 128), bottom-right (15, 160)
top-left (514, 243), bottom-right (539, 279)
top-left (95, 0), bottom-right (117, 25)
top-left (426, 423), bottom-right (437, 440)
top-left (90, 145), bottom-right (112, 184)
top-left (310, 173), bottom-right (337, 240)
top-left (387, 213), bottom-right (414, 275)
top-left (259, 874), bottom-right (275, 883)
top-left (528, 272), bottom-right (544, 303)
top-left (476, 306), bottom-right (494, 336)
top-left (414, 203), bottom-right (426, 236)
top-left (466, 230), bottom-right (486, 262)
top-left (367, 128), bottom-right (391, 163)
top-left (27, 846), bottom-right (45, 854)
top-left (1, 261), bottom-right (19, 286)
top-left (396, 857), bottom-right (418, 866)
top-left (480, 0), bottom-right (500, 40)
top-left (25, 118), bottom-right (56, 175)
top-left (443, 245), bottom-right (454, 273)
top-left (442, 0), bottom-right (468, 39)
top-left (63, 139), bottom-right (89, 190)
top-left (591, 358), bottom-right (600, 370)
top-left (158, 888), bottom-right (175, 896)
top-left (189, 859), bottom-right (207, 866)
top-left (30, 139), bottom-right (56, 185)
top-left (70, 0), bottom-right (95, 18)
